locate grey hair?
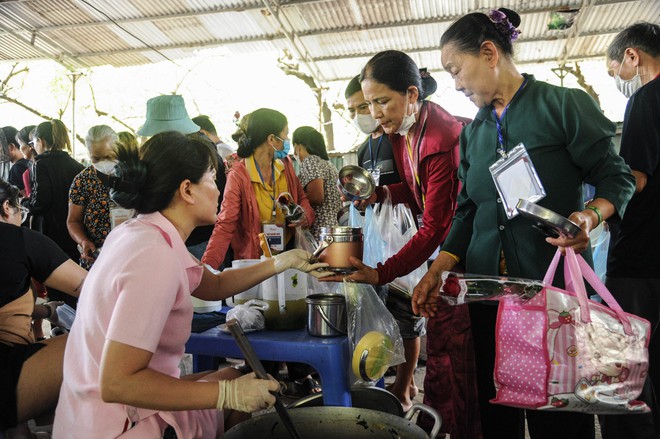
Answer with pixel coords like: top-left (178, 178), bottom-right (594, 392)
top-left (607, 22), bottom-right (660, 61)
top-left (85, 125), bottom-right (118, 150)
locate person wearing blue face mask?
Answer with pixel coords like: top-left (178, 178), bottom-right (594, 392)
top-left (274, 135), bottom-right (291, 160)
top-left (600, 22), bottom-right (660, 439)
top-left (203, 108), bottom-right (314, 269)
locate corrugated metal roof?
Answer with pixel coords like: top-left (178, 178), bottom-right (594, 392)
top-left (0, 0), bottom-right (656, 86)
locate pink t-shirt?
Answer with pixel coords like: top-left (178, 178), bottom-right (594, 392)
top-left (53, 212), bottom-right (209, 438)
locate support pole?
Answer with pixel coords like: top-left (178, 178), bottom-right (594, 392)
top-left (68, 72), bottom-right (82, 159)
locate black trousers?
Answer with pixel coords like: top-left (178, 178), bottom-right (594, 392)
top-left (599, 276), bottom-right (660, 439)
top-left (469, 303), bottom-right (595, 439)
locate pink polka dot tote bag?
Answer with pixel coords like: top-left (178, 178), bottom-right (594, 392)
top-left (492, 247), bottom-right (650, 414)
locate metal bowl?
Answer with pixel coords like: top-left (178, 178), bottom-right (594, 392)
top-left (337, 165), bottom-right (376, 201)
top-left (516, 199), bottom-right (581, 238)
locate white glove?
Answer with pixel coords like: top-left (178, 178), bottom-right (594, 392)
top-left (273, 249), bottom-right (333, 278)
top-left (217, 372), bottom-right (279, 412)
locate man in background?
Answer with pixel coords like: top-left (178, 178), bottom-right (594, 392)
top-left (600, 21), bottom-right (660, 439)
top-left (193, 115), bottom-right (235, 161)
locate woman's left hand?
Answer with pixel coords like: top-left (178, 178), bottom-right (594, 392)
top-left (545, 211), bottom-right (592, 254)
top-left (320, 256), bottom-right (379, 284)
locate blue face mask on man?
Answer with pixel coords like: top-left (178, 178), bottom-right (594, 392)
top-left (274, 136), bottom-right (290, 160)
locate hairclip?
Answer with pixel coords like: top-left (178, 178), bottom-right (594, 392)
top-left (488, 9), bottom-right (521, 42)
top-left (419, 67), bottom-right (431, 79)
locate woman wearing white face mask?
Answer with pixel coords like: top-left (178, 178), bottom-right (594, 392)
top-left (330, 51), bottom-right (463, 290)
top-left (345, 75), bottom-right (402, 187)
top-left (325, 50), bottom-right (465, 412)
top-left (67, 125), bottom-right (134, 269)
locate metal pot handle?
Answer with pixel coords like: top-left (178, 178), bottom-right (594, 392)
top-left (404, 403), bottom-right (442, 439)
top-left (309, 235), bottom-right (333, 262)
top-left (315, 303), bottom-right (347, 335)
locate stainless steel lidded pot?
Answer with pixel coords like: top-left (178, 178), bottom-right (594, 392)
top-left (314, 226), bottom-right (363, 272)
top-left (306, 293), bottom-right (347, 337)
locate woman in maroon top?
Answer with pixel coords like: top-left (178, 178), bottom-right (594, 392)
top-left (326, 50), bottom-right (467, 419)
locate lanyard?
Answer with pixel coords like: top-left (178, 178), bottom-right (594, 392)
top-left (493, 76), bottom-right (528, 158)
top-left (253, 157), bottom-right (277, 219)
top-left (404, 105), bottom-right (428, 209)
top-left (368, 135), bottom-right (383, 169)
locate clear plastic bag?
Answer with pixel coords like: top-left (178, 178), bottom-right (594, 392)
top-left (367, 188), bottom-right (428, 295)
top-left (590, 221), bottom-right (611, 283)
top-left (225, 300), bottom-right (269, 332)
top-left (343, 280), bottom-right (405, 383)
top-left (439, 272), bottom-right (546, 305)
top-left (294, 226), bottom-right (317, 254)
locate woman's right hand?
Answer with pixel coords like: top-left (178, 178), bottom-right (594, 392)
top-left (273, 249), bottom-right (332, 278)
top-left (79, 239), bottom-right (98, 263)
top-left (340, 192), bottom-right (377, 211)
top-left (219, 372), bottom-right (279, 412)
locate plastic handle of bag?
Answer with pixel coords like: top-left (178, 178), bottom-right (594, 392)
top-left (573, 251), bottom-right (634, 335)
top-left (563, 247), bottom-right (594, 325)
top-left (543, 248), bottom-right (633, 335)
top-left (542, 248), bottom-right (594, 325)
top-left (542, 249), bottom-right (562, 285)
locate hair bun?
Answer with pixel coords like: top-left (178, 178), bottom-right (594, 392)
top-left (499, 8), bottom-right (521, 28)
top-left (419, 68), bottom-right (437, 99)
top-left (488, 8), bottom-right (521, 42)
top-left (110, 159), bottom-right (148, 210)
top-left (237, 134), bottom-right (251, 150)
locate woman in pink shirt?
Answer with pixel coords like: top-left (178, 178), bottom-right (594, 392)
top-left (53, 131), bottom-right (328, 438)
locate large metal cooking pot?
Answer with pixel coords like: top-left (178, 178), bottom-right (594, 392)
top-left (288, 386), bottom-right (404, 418)
top-left (223, 404), bottom-right (441, 439)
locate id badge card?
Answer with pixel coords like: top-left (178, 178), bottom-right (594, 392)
top-left (489, 143), bottom-right (545, 219)
top-left (262, 222), bottom-right (284, 252)
top-left (416, 213), bottom-right (424, 229)
top-left (110, 207), bottom-right (134, 229)
top-left (368, 167), bottom-right (381, 186)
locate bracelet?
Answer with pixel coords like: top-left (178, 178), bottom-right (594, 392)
top-left (440, 250), bottom-right (461, 263)
top-left (586, 205), bottom-right (602, 226)
top-left (43, 303), bottom-right (52, 319)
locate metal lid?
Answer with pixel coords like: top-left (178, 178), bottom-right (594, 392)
top-left (305, 293), bottom-right (346, 305)
top-left (319, 226), bottom-right (362, 236)
top-left (516, 199), bottom-right (581, 238)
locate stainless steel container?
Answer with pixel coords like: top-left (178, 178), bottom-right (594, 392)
top-left (305, 293), bottom-right (347, 337)
top-left (317, 226), bottom-right (363, 272)
top-left (337, 165), bottom-right (376, 201)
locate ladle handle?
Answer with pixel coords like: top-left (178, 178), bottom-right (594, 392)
top-left (226, 319), bottom-right (301, 439)
top-left (226, 318), bottom-right (268, 379)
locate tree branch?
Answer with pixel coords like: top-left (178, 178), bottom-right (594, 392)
top-left (88, 82), bottom-right (135, 132)
top-left (0, 94), bottom-right (52, 121)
